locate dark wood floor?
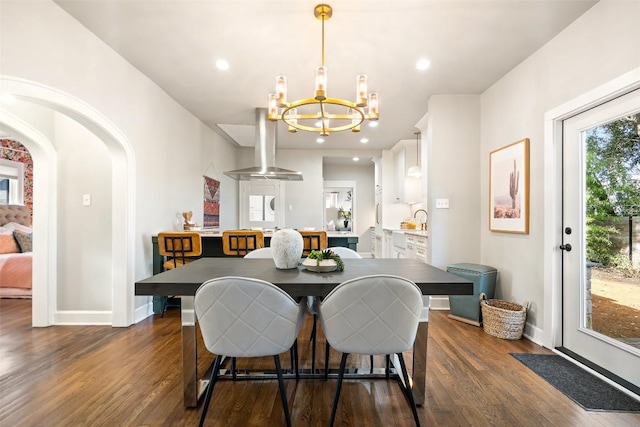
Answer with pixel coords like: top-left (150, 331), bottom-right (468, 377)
top-left (1, 299), bottom-right (639, 426)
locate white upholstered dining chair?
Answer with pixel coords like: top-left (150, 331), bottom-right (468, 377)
top-left (319, 274), bottom-right (423, 427)
top-left (325, 246), bottom-right (360, 258)
top-left (194, 276), bottom-right (305, 427)
top-left (308, 247), bottom-right (362, 373)
top-left (243, 246), bottom-right (299, 375)
top-left (242, 246), bottom-right (273, 258)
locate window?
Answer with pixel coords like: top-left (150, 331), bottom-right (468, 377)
top-left (0, 159), bottom-right (24, 205)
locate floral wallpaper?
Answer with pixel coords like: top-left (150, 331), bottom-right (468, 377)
top-left (0, 139), bottom-right (33, 216)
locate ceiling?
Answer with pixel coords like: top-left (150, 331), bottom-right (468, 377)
top-left (53, 0), bottom-right (596, 152)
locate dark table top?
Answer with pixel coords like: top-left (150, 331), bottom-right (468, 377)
top-left (135, 258), bottom-right (473, 298)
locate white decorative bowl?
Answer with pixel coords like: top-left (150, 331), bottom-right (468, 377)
top-left (302, 258), bottom-right (337, 273)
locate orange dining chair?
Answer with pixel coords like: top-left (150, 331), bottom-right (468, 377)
top-left (222, 230), bottom-right (264, 257)
top-left (298, 230), bottom-right (328, 256)
top-left (157, 231), bottom-right (202, 315)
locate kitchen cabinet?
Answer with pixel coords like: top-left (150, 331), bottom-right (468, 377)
top-left (370, 226), bottom-right (376, 258)
top-left (373, 151), bottom-right (406, 230)
top-left (391, 139), bottom-right (421, 204)
top-left (383, 229), bottom-right (394, 258)
top-left (406, 233), bottom-right (428, 263)
top-left (389, 230), bottom-right (427, 262)
top-left (372, 151), bottom-right (412, 258)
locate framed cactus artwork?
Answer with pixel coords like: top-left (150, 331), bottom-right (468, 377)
top-left (489, 138), bottom-right (530, 233)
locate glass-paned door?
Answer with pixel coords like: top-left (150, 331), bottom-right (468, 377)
top-left (562, 88), bottom-right (640, 390)
top-left (239, 180), bottom-right (284, 230)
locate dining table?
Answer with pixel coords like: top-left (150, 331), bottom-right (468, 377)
top-left (135, 257), bottom-right (473, 408)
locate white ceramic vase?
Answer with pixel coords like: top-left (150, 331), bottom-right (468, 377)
top-left (271, 229), bottom-right (303, 269)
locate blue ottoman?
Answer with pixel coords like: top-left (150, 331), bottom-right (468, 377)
top-left (447, 263), bottom-right (497, 326)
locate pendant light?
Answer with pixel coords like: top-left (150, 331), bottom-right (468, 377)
top-left (407, 132), bottom-right (422, 178)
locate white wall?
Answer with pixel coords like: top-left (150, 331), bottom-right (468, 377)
top-left (55, 113), bottom-right (112, 311)
top-left (425, 95), bottom-right (482, 269)
top-left (0, 0), bottom-right (238, 323)
top-left (480, 0), bottom-right (640, 330)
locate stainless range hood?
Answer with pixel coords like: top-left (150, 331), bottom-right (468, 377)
top-left (224, 108), bottom-right (303, 181)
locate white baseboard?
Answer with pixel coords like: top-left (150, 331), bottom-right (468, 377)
top-left (54, 303), bottom-right (155, 326)
top-left (429, 296), bottom-right (450, 310)
top-left (523, 321), bottom-right (544, 346)
top-left (54, 310), bottom-right (112, 325)
top-left (135, 302), bottom-right (154, 323)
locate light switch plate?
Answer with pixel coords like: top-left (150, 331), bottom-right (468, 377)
top-left (82, 194), bottom-right (91, 206)
top-left (435, 198), bottom-right (449, 209)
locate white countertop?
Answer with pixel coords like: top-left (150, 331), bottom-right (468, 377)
top-left (194, 229), bottom-right (358, 238)
top-left (382, 228), bottom-right (428, 236)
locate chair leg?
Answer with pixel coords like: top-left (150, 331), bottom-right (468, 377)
top-left (292, 339), bottom-right (300, 381)
top-left (273, 355), bottom-right (292, 427)
top-left (310, 314), bottom-right (317, 372)
top-left (231, 357), bottom-right (237, 380)
top-left (385, 354), bottom-right (391, 379)
top-left (370, 355), bottom-right (374, 374)
top-left (160, 296), bottom-right (167, 318)
top-left (324, 341), bottom-right (330, 381)
top-left (309, 312), bottom-right (317, 342)
top-left (396, 352), bottom-right (421, 427)
top-left (199, 355), bottom-right (222, 427)
top-left (289, 345), bottom-right (295, 372)
top-left (329, 353), bottom-right (349, 427)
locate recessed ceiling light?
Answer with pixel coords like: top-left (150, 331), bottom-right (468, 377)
top-left (368, 121), bottom-right (378, 128)
top-left (416, 58), bottom-right (431, 71)
top-left (353, 157), bottom-right (359, 161)
top-left (360, 138), bottom-right (369, 144)
top-left (316, 138), bottom-right (325, 143)
top-left (0, 94), bottom-right (16, 104)
top-left (215, 59), bottom-right (229, 70)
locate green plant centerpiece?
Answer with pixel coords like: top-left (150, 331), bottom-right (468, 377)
top-left (307, 249), bottom-right (344, 272)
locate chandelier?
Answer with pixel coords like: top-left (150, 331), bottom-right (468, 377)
top-left (267, 4), bottom-right (379, 137)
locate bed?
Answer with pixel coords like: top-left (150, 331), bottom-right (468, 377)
top-left (0, 204), bottom-right (33, 298)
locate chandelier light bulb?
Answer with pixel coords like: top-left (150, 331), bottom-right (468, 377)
top-left (356, 75), bottom-right (368, 107)
top-left (368, 92), bottom-right (379, 119)
top-left (268, 93), bottom-right (278, 117)
top-left (287, 108), bottom-right (298, 133)
top-left (276, 76), bottom-right (287, 107)
top-left (315, 66), bottom-right (327, 100)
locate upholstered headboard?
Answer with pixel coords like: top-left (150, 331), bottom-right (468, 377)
top-left (0, 204), bottom-right (31, 227)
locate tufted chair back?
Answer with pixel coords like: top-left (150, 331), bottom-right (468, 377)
top-left (242, 247), bottom-right (273, 259)
top-left (320, 274), bottom-right (422, 355)
top-left (325, 246), bottom-right (361, 259)
top-left (195, 276), bottom-right (305, 358)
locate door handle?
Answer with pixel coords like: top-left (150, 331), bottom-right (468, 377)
top-left (560, 244), bottom-right (572, 252)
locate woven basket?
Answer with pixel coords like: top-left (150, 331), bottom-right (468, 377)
top-left (480, 293), bottom-right (528, 340)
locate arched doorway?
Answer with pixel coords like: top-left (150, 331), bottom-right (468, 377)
top-left (0, 76), bottom-right (136, 327)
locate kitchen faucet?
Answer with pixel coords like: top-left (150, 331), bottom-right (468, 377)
top-left (413, 209), bottom-right (428, 230)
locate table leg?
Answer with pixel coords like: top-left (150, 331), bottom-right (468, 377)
top-left (412, 321), bottom-right (428, 405)
top-left (181, 296), bottom-right (198, 408)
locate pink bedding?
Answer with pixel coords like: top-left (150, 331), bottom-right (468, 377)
top-left (0, 252), bottom-right (32, 295)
